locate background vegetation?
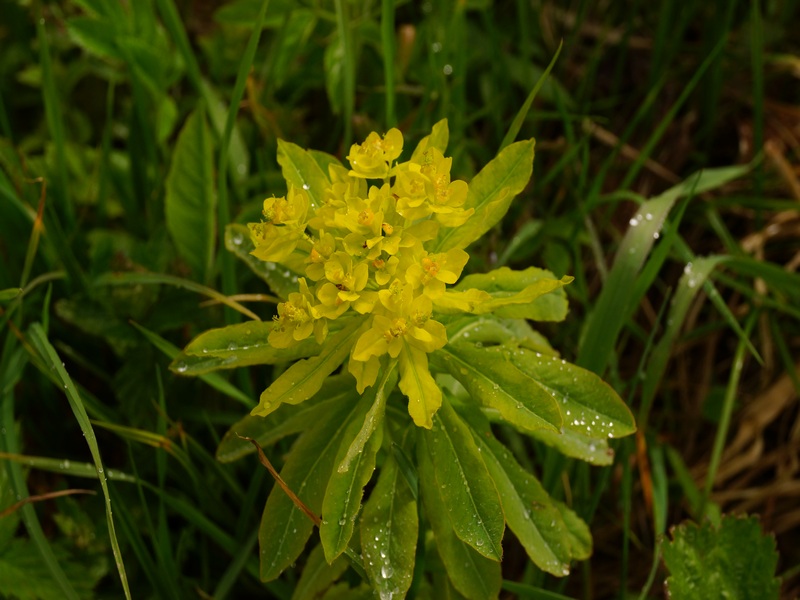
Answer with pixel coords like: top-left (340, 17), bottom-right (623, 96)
top-left (0, 0), bottom-right (798, 597)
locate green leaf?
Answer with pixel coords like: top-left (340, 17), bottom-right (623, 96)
top-left (0, 288), bottom-right (21, 303)
top-left (320, 390), bottom-right (384, 561)
top-left (453, 266), bottom-right (571, 320)
top-left (418, 400), bottom-right (504, 560)
top-left (527, 427), bottom-right (614, 466)
top-left (663, 515), bottom-right (780, 600)
top-left (579, 165), bottom-right (751, 374)
top-left (509, 348), bottom-right (636, 440)
top-left (434, 139), bottom-right (535, 252)
top-left (177, 320), bottom-right (320, 371)
top-left (216, 376), bottom-right (357, 463)
top-left (165, 108), bottom-right (216, 282)
top-left (336, 362), bottom-right (397, 474)
top-left (67, 16), bottom-right (122, 60)
top-left (460, 408), bottom-right (576, 576)
top-left (308, 149), bottom-right (344, 179)
top-left (259, 393), bottom-right (360, 581)
top-left (410, 118), bottom-right (450, 162)
top-left (277, 139), bottom-right (331, 210)
top-left (554, 500), bottom-right (592, 560)
top-left (418, 422), bottom-right (502, 600)
top-left (291, 543), bottom-right (348, 600)
top-left (433, 342), bottom-right (562, 434)
top-left (225, 223), bottom-right (303, 300)
top-left (253, 317), bottom-right (366, 417)
top-left (361, 450), bottom-right (418, 600)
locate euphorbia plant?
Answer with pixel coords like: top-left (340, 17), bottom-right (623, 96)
top-left (173, 121), bottom-right (635, 599)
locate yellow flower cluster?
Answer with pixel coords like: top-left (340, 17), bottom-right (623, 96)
top-left (249, 129), bottom-right (475, 426)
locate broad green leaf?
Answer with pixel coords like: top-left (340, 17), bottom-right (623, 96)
top-left (410, 118), bottom-right (449, 162)
top-left (444, 315), bottom-right (556, 355)
top-left (277, 139), bottom-right (330, 210)
top-left (337, 362), bottom-right (397, 473)
top-left (528, 427), bottom-right (614, 466)
top-left (320, 390), bottom-right (384, 561)
top-left (291, 543), bottom-right (348, 600)
top-left (0, 288), bottom-right (21, 303)
top-left (225, 223), bottom-right (303, 300)
top-left (663, 515), bottom-right (779, 600)
top-left (259, 393), bottom-right (360, 581)
top-left (419, 400), bottom-right (504, 560)
top-left (179, 320), bottom-right (320, 368)
top-left (433, 342), bottom-right (562, 433)
top-left (361, 451), bottom-right (418, 600)
top-left (509, 348), bottom-right (635, 439)
top-left (453, 266), bottom-right (571, 320)
top-left (460, 408), bottom-right (575, 575)
top-left (434, 139), bottom-right (535, 252)
top-left (308, 149), bottom-right (344, 179)
top-left (253, 317), bottom-right (366, 417)
top-left (67, 17), bottom-right (122, 60)
top-left (165, 108), bottom-right (216, 282)
top-left (418, 426), bottom-right (501, 600)
top-left (399, 341), bottom-right (441, 429)
top-left (553, 500), bottom-right (592, 560)
top-left (216, 376), bottom-right (357, 463)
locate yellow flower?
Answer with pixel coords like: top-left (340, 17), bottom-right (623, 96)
top-left (351, 291), bottom-right (446, 362)
top-left (249, 186), bottom-right (310, 262)
top-left (269, 278), bottom-right (327, 347)
top-left (405, 247), bottom-right (470, 298)
top-left (315, 252), bottom-right (370, 319)
top-left (347, 128), bottom-right (404, 179)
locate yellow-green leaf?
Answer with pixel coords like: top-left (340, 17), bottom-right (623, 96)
top-left (398, 342), bottom-right (441, 429)
top-left (418, 423), bottom-right (501, 600)
top-left (165, 108), bottom-right (215, 282)
top-left (410, 118), bottom-right (449, 162)
top-left (433, 342), bottom-right (562, 433)
top-left (277, 139), bottom-right (330, 210)
top-left (419, 400), bottom-right (504, 561)
top-left (454, 266), bottom-right (571, 321)
top-left (252, 317), bottom-right (366, 417)
top-left (433, 139), bottom-right (535, 252)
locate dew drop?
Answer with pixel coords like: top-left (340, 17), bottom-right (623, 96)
top-left (175, 361), bottom-right (187, 373)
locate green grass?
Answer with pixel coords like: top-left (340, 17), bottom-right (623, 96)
top-left (0, 0), bottom-right (798, 598)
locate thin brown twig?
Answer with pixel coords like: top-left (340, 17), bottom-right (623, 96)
top-left (0, 488), bottom-right (97, 518)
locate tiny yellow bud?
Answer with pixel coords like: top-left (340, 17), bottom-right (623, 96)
top-left (382, 222), bottom-right (394, 236)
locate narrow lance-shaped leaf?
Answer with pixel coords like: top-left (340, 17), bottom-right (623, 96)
top-left (176, 320), bottom-right (321, 372)
top-left (432, 341), bottom-right (562, 434)
top-left (460, 406), bottom-right (580, 576)
top-left (398, 341), bottom-right (442, 429)
top-left (509, 348), bottom-right (636, 440)
top-left (277, 139), bottom-right (331, 210)
top-left (433, 138), bottom-right (535, 252)
top-left (259, 393), bottom-right (360, 581)
top-left (337, 362), bottom-right (398, 473)
top-left (410, 118), bottom-right (449, 162)
top-left (320, 390), bottom-right (385, 562)
top-left (419, 400), bottom-right (505, 561)
top-left (165, 108), bottom-right (216, 283)
top-left (291, 543), bottom-right (348, 600)
top-left (451, 266), bottom-right (571, 321)
top-left (361, 452), bottom-right (418, 600)
top-left (417, 425), bottom-right (501, 600)
top-left (253, 317), bottom-right (366, 417)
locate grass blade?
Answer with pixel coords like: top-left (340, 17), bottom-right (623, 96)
top-left (0, 345), bottom-right (80, 599)
top-left (27, 323), bottom-right (132, 599)
top-left (499, 41), bottom-right (562, 152)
